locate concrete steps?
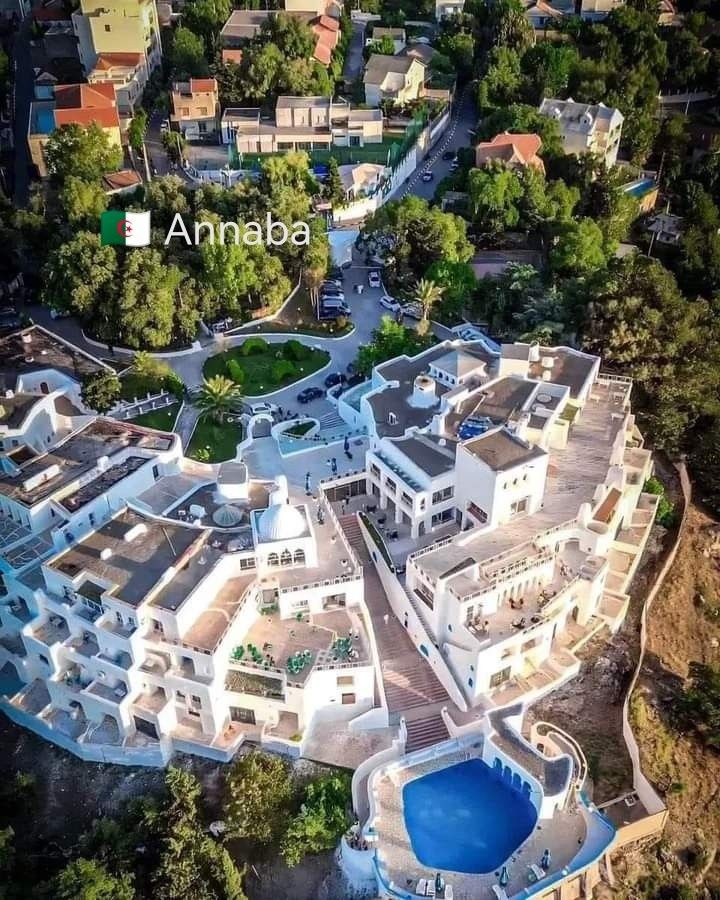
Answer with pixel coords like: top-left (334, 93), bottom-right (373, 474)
top-left (405, 713), bottom-right (449, 753)
top-left (382, 659), bottom-right (449, 712)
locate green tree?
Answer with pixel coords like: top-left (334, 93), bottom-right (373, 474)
top-left (477, 46), bottom-right (522, 109)
top-left (424, 259), bottom-right (477, 324)
top-left (689, 420), bottom-right (720, 515)
top-left (117, 250), bottom-right (182, 349)
top-left (365, 35), bottom-right (395, 57)
top-left (486, 0), bottom-right (533, 52)
top-left (549, 218), bottom-right (607, 275)
top-left (680, 663), bottom-right (720, 750)
top-left (81, 371), bottom-right (121, 414)
top-left (45, 123), bottom-right (123, 182)
top-left (281, 775), bottom-right (351, 867)
top-left (242, 43), bottom-right (283, 103)
top-left (437, 31), bottom-right (475, 79)
top-left (127, 109), bottom-right (148, 156)
top-left (658, 115), bottom-right (690, 188)
top-left (476, 104), bottom-right (564, 158)
top-left (196, 375), bottom-right (243, 423)
top-left (261, 12), bottom-right (316, 58)
top-left (42, 232), bottom-right (118, 318)
top-left (59, 176), bottom-right (108, 226)
top-left (200, 240), bottom-right (257, 312)
top-left (182, 0), bottom-right (231, 54)
top-left (324, 157), bottom-right (346, 208)
top-left (520, 43), bottom-right (580, 104)
top-left (170, 26), bottom-right (209, 78)
top-left (468, 165), bottom-right (523, 234)
top-left (473, 262), bottom-right (545, 335)
top-left (51, 858), bottom-right (134, 900)
top-left (356, 316), bottom-right (433, 375)
top-left (414, 278), bottom-right (444, 335)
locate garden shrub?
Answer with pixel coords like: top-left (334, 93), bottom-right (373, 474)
top-left (226, 358), bottom-right (245, 386)
top-left (643, 476), bottom-right (676, 528)
top-left (283, 339), bottom-right (310, 362)
top-left (241, 337), bottom-right (268, 356)
top-left (271, 359), bottom-right (297, 384)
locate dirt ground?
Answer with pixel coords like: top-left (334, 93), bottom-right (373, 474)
top-left (0, 719), bottom-right (351, 899)
top-left (616, 502), bottom-right (720, 893)
top-left (527, 524), bottom-right (671, 804)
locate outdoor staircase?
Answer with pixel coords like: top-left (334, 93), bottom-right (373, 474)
top-left (319, 410), bottom-right (346, 430)
top-left (338, 513), bottom-right (453, 744)
top-left (405, 713), bottom-right (450, 753)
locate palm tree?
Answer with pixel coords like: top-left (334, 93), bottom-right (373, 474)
top-left (414, 278), bottom-right (444, 336)
top-left (196, 375), bottom-right (243, 424)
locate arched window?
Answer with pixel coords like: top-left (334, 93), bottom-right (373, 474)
top-left (267, 552), bottom-right (279, 567)
top-left (293, 549), bottom-right (305, 565)
top-left (280, 549), bottom-right (292, 566)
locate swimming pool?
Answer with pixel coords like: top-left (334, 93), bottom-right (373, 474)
top-left (402, 758), bottom-right (537, 874)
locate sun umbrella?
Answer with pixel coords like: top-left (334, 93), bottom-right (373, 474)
top-left (212, 504), bottom-right (243, 527)
top-left (499, 866), bottom-right (509, 887)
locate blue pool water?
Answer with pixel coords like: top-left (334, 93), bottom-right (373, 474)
top-left (624, 178), bottom-right (656, 198)
top-left (402, 758), bottom-right (537, 874)
top-left (35, 108), bottom-right (56, 135)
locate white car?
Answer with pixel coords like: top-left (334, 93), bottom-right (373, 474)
top-left (247, 401), bottom-right (278, 416)
top-left (368, 270), bottom-right (382, 289)
top-left (421, 171), bottom-right (434, 182)
top-left (379, 295), bottom-right (401, 312)
top-left (401, 301), bottom-right (423, 320)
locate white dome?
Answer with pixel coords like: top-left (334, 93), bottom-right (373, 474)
top-left (257, 502), bottom-right (306, 542)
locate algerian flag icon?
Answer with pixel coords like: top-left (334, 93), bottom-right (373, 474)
top-left (100, 210), bottom-right (152, 247)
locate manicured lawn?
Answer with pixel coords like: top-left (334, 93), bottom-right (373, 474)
top-left (203, 340), bottom-right (329, 396)
top-left (186, 416), bottom-right (244, 463)
top-left (286, 421), bottom-right (314, 437)
top-left (120, 372), bottom-right (181, 401)
top-left (238, 288), bottom-right (354, 338)
top-left (129, 403), bottom-right (180, 432)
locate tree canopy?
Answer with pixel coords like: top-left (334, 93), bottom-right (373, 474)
top-left (44, 123), bottom-right (123, 183)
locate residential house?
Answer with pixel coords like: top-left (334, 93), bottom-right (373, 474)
top-left (312, 14), bottom-right (340, 65)
top-left (221, 5), bottom-right (341, 67)
top-left (475, 132), bottom-right (545, 174)
top-left (222, 96), bottom-right (382, 154)
top-left (538, 97), bottom-right (624, 166)
top-left (28, 83), bottom-right (121, 177)
top-left (170, 79), bottom-right (220, 139)
top-left (102, 169), bottom-right (143, 195)
top-left (364, 54), bottom-right (426, 108)
top-left (577, 0), bottom-right (624, 20)
top-left (647, 212), bottom-right (683, 245)
top-left (87, 52), bottom-right (147, 118)
top-left (522, 0), bottom-right (572, 29)
top-left (403, 42), bottom-right (435, 67)
top-left (72, 0), bottom-right (161, 113)
top-left (366, 27), bottom-right (406, 54)
top-left (338, 163), bottom-right (387, 202)
top-left (435, 0), bottom-right (464, 19)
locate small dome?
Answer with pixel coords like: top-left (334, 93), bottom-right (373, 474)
top-left (213, 504), bottom-right (244, 527)
top-left (258, 502), bottom-right (306, 542)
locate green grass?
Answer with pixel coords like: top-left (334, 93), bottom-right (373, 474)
top-left (286, 421), bottom-right (314, 437)
top-left (129, 403), bottom-right (180, 432)
top-left (186, 416), bottom-right (244, 463)
top-left (239, 288), bottom-right (354, 338)
top-left (359, 512), bottom-right (395, 572)
top-left (120, 372), bottom-right (182, 402)
top-left (203, 342), bottom-right (329, 396)
top-left (241, 136), bottom-right (405, 169)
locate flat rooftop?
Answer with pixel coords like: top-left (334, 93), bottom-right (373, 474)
top-left (48, 510), bottom-right (201, 607)
top-left (390, 434), bottom-right (456, 478)
top-left (0, 393), bottom-right (38, 429)
top-left (445, 376), bottom-right (538, 435)
top-left (463, 427), bottom-right (547, 472)
top-left (182, 571), bottom-right (257, 651)
top-left (416, 382), bottom-right (626, 577)
top-left (0, 420), bottom-right (173, 507)
top-left (0, 326), bottom-right (105, 392)
top-left (528, 347), bottom-right (597, 399)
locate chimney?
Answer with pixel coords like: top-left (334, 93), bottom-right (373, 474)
top-left (410, 374), bottom-right (438, 409)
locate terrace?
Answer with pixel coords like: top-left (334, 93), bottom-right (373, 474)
top-left (58, 455), bottom-right (149, 512)
top-left (180, 571), bottom-right (257, 652)
top-left (33, 615), bottom-right (70, 647)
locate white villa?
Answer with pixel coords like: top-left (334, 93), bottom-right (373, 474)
top-left (0, 326), bottom-right (666, 898)
top-left (539, 97), bottom-right (624, 167)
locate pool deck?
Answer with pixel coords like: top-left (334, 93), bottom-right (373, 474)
top-left (372, 747), bottom-right (587, 899)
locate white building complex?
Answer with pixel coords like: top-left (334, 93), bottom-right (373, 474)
top-left (0, 327), bottom-right (663, 898)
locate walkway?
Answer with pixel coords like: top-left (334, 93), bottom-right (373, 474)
top-left (338, 514), bottom-right (450, 751)
top-left (343, 21), bottom-right (366, 83)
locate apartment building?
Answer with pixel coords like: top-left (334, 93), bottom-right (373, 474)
top-left (363, 54), bottom-right (427, 107)
top-left (170, 79), bottom-right (220, 138)
top-left (539, 97), bottom-right (624, 166)
top-left (28, 83), bottom-right (122, 177)
top-left (72, 0), bottom-right (161, 112)
top-left (221, 95), bottom-right (383, 154)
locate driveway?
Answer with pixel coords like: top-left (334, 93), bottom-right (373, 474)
top-left (343, 21), bottom-right (367, 83)
top-left (12, 15), bottom-right (34, 206)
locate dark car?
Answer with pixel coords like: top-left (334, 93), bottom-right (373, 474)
top-left (324, 372), bottom-right (346, 388)
top-left (442, 150), bottom-right (456, 160)
top-left (297, 386), bottom-right (324, 403)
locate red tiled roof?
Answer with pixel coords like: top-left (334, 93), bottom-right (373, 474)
top-left (103, 169), bottom-right (143, 191)
top-left (94, 52), bottom-right (143, 70)
top-left (54, 107), bottom-right (121, 130)
top-left (313, 38), bottom-right (333, 66)
top-left (54, 83), bottom-right (116, 109)
top-left (222, 49), bottom-right (243, 64)
top-left (475, 132), bottom-right (544, 172)
top-left (189, 78), bottom-right (218, 94)
top-left (317, 14), bottom-right (339, 30)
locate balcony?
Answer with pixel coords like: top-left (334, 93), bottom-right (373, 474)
top-left (65, 632), bottom-right (100, 659)
top-left (86, 678), bottom-right (129, 704)
top-left (33, 616), bottom-right (70, 648)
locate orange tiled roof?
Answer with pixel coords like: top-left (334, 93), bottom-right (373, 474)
top-left (54, 106), bottom-right (120, 129)
top-left (54, 83), bottom-right (117, 109)
top-left (103, 169), bottom-right (143, 191)
top-left (317, 14), bottom-right (339, 30)
top-left (189, 78), bottom-right (218, 94)
top-left (475, 132), bottom-right (544, 172)
top-left (94, 52), bottom-right (144, 70)
top-left (222, 49), bottom-right (243, 64)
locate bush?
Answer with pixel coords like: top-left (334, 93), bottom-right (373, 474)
top-left (643, 476), bottom-right (676, 528)
top-left (271, 359), bottom-right (297, 384)
top-left (283, 339), bottom-right (310, 362)
top-left (226, 358), bottom-right (245, 386)
top-left (241, 337), bottom-right (269, 356)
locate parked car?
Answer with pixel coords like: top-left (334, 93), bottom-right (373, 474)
top-left (379, 295), bottom-right (401, 312)
top-left (401, 301), bottom-right (423, 320)
top-left (320, 299), bottom-right (351, 316)
top-left (321, 278), bottom-right (342, 290)
top-left (297, 386), bottom-right (324, 403)
top-left (450, 159), bottom-right (460, 171)
top-left (328, 266), bottom-right (344, 280)
top-left (246, 401), bottom-right (278, 416)
top-left (324, 372), bottom-right (346, 388)
top-left (368, 270), bottom-right (382, 289)
top-left (442, 150), bottom-right (456, 161)
top-left (321, 288), bottom-right (345, 302)
top-left (421, 171), bottom-right (434, 182)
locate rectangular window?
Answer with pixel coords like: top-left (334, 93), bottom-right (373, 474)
top-left (386, 477), bottom-right (397, 492)
top-left (349, 135), bottom-right (360, 146)
top-left (337, 675), bottom-right (354, 686)
top-left (401, 492), bottom-right (412, 507)
top-left (341, 693), bottom-right (356, 704)
top-left (489, 667), bottom-right (511, 688)
top-left (104, 23), bottom-right (111, 31)
top-left (176, 691), bottom-right (185, 700)
top-left (467, 502), bottom-right (488, 524)
top-left (370, 464), bottom-right (380, 478)
top-left (432, 486), bottom-right (454, 504)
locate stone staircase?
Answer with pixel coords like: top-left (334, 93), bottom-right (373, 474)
top-left (338, 514), bottom-right (451, 748)
top-left (405, 713), bottom-right (449, 753)
top-left (319, 410), bottom-right (346, 430)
